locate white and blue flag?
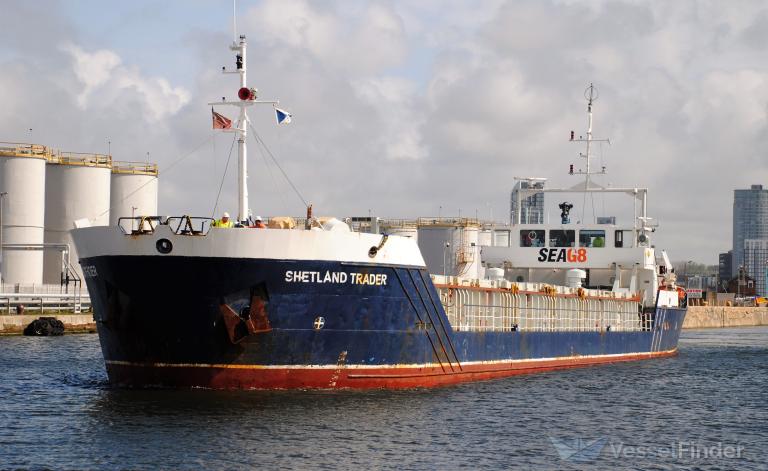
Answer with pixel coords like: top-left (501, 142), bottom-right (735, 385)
top-left (275, 107), bottom-right (292, 125)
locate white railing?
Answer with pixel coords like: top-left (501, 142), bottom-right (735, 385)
top-left (0, 283), bottom-right (78, 294)
top-left (438, 286), bottom-right (647, 333)
top-left (0, 292), bottom-right (91, 315)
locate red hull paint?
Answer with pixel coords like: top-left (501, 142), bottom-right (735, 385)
top-left (106, 349), bottom-right (678, 390)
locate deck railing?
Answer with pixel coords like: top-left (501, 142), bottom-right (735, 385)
top-left (437, 285), bottom-right (647, 333)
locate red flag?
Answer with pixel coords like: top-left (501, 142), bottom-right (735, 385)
top-left (212, 108), bottom-right (232, 129)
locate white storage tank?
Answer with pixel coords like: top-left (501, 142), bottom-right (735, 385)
top-left (110, 161), bottom-right (159, 233)
top-left (0, 142), bottom-right (48, 285)
top-left (417, 218), bottom-right (481, 278)
top-left (43, 151), bottom-right (112, 284)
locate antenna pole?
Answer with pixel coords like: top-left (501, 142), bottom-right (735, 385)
top-left (569, 84), bottom-right (607, 182)
top-left (232, 0), bottom-right (237, 42)
top-left (236, 34), bottom-right (249, 223)
top-left (585, 83), bottom-right (594, 187)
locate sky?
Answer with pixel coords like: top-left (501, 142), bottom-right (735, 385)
top-left (2, 0), bottom-right (768, 264)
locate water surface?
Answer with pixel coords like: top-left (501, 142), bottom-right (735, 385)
top-left (1, 328), bottom-right (766, 469)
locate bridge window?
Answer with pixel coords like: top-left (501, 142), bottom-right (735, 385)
top-left (615, 230), bottom-right (633, 248)
top-left (549, 230), bottom-right (575, 247)
top-left (520, 230), bottom-right (545, 247)
top-left (579, 230), bottom-right (605, 248)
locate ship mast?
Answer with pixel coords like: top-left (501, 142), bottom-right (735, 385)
top-left (570, 83), bottom-right (609, 187)
top-left (209, 22), bottom-right (278, 223)
top-left (584, 84), bottom-right (594, 186)
top-left (568, 83), bottom-right (610, 223)
top-left (232, 35), bottom-right (249, 223)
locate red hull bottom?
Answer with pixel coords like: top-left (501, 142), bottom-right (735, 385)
top-left (105, 349), bottom-right (678, 390)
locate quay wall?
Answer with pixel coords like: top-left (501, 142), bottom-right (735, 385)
top-left (683, 306), bottom-right (768, 329)
top-left (0, 313), bottom-right (95, 334)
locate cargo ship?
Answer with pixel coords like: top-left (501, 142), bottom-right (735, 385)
top-left (71, 30), bottom-right (686, 390)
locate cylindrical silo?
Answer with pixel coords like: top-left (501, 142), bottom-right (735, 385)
top-left (110, 161), bottom-right (159, 233)
top-left (458, 224), bottom-right (480, 278)
top-left (0, 142), bottom-right (48, 286)
top-left (44, 151), bottom-right (112, 284)
top-left (417, 219), bottom-right (480, 278)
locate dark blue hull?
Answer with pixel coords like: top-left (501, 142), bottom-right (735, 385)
top-left (80, 256), bottom-right (686, 388)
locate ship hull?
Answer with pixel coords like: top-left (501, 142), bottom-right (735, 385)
top-left (104, 350), bottom-right (680, 389)
top-left (81, 254), bottom-right (686, 389)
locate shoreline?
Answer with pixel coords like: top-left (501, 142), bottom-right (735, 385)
top-left (0, 307), bottom-right (765, 335)
top-left (0, 313), bottom-right (96, 335)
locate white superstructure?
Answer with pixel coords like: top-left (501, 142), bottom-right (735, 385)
top-left (0, 142), bottom-right (48, 285)
top-left (472, 84), bottom-right (674, 307)
top-left (44, 152), bottom-right (112, 284)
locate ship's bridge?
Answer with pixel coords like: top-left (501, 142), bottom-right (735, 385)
top-left (509, 223), bottom-right (641, 251)
top-left (481, 222), bottom-right (655, 271)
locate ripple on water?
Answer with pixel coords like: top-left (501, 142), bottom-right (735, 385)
top-left (0, 328), bottom-right (766, 470)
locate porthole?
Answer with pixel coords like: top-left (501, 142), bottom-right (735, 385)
top-left (156, 238), bottom-right (173, 254)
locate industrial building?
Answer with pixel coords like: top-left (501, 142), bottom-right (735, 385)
top-left (0, 141), bottom-right (159, 295)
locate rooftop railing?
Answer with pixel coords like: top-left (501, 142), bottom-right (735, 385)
top-left (112, 161), bottom-right (159, 175)
top-left (0, 141), bottom-right (52, 159)
top-left (47, 151), bottom-right (112, 168)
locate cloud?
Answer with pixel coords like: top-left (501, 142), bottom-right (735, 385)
top-left (2, 0), bottom-right (768, 264)
top-left (61, 43), bottom-right (190, 121)
top-left (60, 43), bottom-right (121, 105)
top-left (243, 0), bottom-right (406, 75)
top-left (411, 0), bottom-right (768, 262)
top-left (352, 77), bottom-right (427, 160)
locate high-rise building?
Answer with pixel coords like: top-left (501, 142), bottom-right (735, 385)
top-left (744, 239), bottom-right (768, 297)
top-left (732, 185), bottom-right (768, 276)
top-left (510, 178), bottom-right (546, 224)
